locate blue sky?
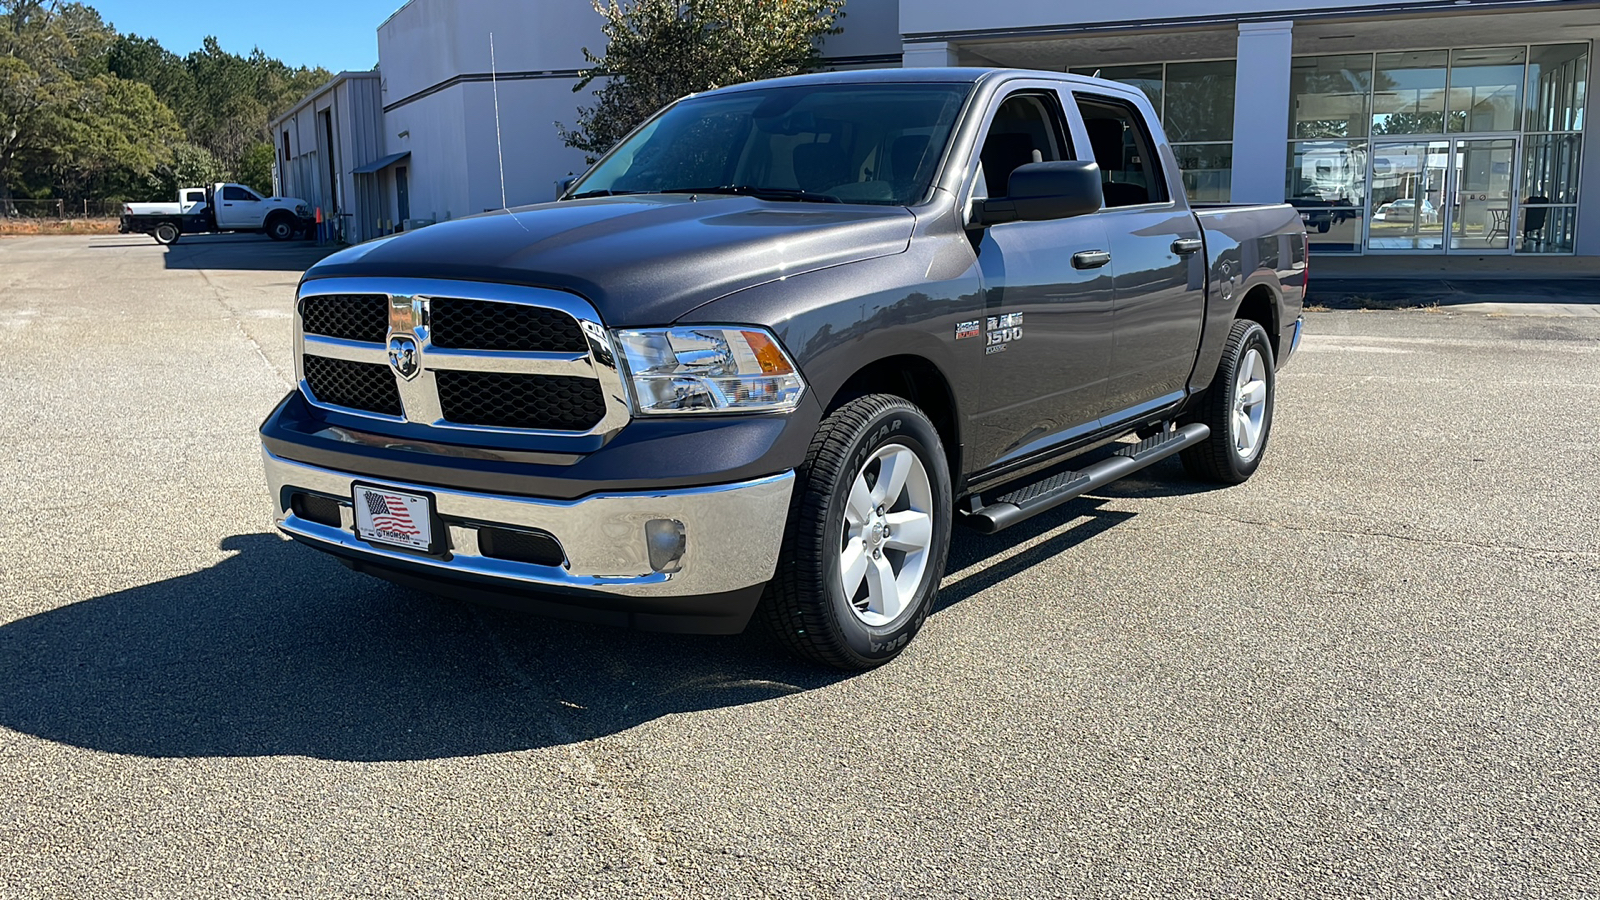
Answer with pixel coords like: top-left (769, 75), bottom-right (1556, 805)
top-left (90, 0), bottom-right (406, 73)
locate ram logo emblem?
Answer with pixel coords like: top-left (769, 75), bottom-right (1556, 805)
top-left (388, 335), bottom-right (421, 380)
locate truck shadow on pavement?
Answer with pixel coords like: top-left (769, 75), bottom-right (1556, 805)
top-left (88, 233), bottom-right (337, 272)
top-left (0, 500), bottom-right (1134, 762)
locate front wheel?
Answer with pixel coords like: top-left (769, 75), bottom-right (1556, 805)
top-left (761, 394), bottom-right (952, 670)
top-left (1181, 319), bottom-right (1276, 484)
top-left (266, 215), bottom-right (294, 241)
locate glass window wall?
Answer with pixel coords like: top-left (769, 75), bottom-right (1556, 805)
top-left (1291, 54), bottom-right (1372, 138)
top-left (1526, 44), bottom-right (1587, 132)
top-left (1286, 140), bottom-right (1368, 252)
top-left (1372, 50), bottom-right (1449, 135)
top-left (1447, 47), bottom-right (1525, 133)
top-left (1290, 43), bottom-right (1588, 254)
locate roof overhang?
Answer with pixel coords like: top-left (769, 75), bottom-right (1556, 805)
top-left (352, 151), bottom-right (411, 175)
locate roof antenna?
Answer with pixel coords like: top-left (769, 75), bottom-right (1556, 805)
top-left (490, 32), bottom-right (508, 210)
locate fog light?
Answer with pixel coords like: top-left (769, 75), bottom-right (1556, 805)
top-left (645, 518), bottom-right (687, 574)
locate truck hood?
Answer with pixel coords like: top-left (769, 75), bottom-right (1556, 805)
top-left (302, 195), bottom-right (915, 327)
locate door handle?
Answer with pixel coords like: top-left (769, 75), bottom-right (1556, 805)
top-left (1072, 250), bottom-right (1111, 270)
top-left (1172, 237), bottom-right (1203, 255)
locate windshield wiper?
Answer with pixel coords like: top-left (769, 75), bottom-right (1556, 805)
top-left (661, 185), bottom-right (842, 204)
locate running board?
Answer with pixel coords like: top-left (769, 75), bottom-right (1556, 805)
top-left (964, 423), bottom-right (1210, 534)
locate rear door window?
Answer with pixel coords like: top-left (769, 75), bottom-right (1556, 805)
top-left (1073, 95), bottom-right (1167, 207)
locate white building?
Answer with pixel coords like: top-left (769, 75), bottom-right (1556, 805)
top-left (271, 70), bottom-right (386, 242)
top-left (276, 0), bottom-right (1599, 257)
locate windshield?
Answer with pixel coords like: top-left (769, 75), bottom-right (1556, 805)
top-left (569, 83), bottom-right (973, 206)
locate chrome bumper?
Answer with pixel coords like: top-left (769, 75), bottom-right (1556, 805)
top-left (262, 449), bottom-right (794, 598)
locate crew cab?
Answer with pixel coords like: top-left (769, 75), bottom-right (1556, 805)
top-left (121, 182), bottom-right (313, 244)
top-left (260, 68), bottom-right (1306, 670)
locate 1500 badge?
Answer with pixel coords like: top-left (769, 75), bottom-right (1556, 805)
top-left (985, 313), bottom-right (1022, 354)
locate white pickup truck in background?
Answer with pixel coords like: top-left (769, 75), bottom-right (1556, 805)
top-left (120, 183), bottom-right (314, 245)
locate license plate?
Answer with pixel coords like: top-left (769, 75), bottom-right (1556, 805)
top-left (352, 484), bottom-right (436, 553)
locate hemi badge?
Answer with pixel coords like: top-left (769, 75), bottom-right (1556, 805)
top-left (389, 295), bottom-right (417, 335)
top-left (955, 320), bottom-right (980, 340)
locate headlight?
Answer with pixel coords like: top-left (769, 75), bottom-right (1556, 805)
top-left (613, 326), bottom-right (805, 414)
top-left (295, 203), bottom-right (310, 216)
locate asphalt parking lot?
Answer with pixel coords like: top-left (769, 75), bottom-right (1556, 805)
top-left (2, 233), bottom-right (1597, 898)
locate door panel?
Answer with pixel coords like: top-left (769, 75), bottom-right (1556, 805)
top-left (1098, 208), bottom-right (1205, 415)
top-left (217, 185), bottom-right (264, 230)
top-left (1071, 92), bottom-right (1205, 416)
top-left (1449, 139), bottom-right (1516, 252)
top-left (970, 217), bottom-right (1115, 469)
top-left (969, 88), bottom-right (1115, 470)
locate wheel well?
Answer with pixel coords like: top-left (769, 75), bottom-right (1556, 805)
top-left (1235, 285), bottom-right (1279, 357)
top-left (831, 355), bottom-right (960, 478)
top-left (266, 210), bottom-right (293, 225)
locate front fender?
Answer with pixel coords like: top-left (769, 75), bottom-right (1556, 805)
top-left (674, 247), bottom-right (983, 430)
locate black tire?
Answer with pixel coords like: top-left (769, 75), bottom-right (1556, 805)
top-left (265, 214), bottom-right (294, 241)
top-left (760, 394), bottom-right (953, 670)
top-left (1180, 319), bottom-right (1276, 484)
top-left (153, 222), bottom-right (180, 245)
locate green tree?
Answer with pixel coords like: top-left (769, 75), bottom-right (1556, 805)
top-left (146, 140), bottom-right (222, 199)
top-left (50, 73), bottom-right (183, 199)
top-left (235, 139), bottom-right (275, 195)
top-left (559, 0), bottom-right (844, 160)
top-left (0, 0), bottom-right (143, 204)
top-left (108, 33), bottom-right (197, 123)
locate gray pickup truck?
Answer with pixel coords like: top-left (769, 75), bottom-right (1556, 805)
top-left (261, 68), bottom-right (1306, 670)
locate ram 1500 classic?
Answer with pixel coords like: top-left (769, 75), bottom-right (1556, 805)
top-left (260, 68), bottom-right (1307, 669)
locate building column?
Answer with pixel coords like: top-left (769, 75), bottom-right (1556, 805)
top-left (1576, 49), bottom-right (1600, 256)
top-left (1229, 21), bottom-right (1294, 204)
top-left (902, 41), bottom-right (959, 68)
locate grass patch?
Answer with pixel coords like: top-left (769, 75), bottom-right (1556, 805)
top-left (1311, 293), bottom-right (1446, 312)
top-left (0, 218), bottom-right (121, 236)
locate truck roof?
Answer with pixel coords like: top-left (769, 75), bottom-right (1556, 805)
top-left (693, 67), bottom-right (1105, 98)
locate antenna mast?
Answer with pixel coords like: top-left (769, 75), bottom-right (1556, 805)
top-left (490, 32), bottom-right (508, 209)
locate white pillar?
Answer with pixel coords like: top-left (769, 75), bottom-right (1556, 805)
top-left (1229, 21), bottom-right (1294, 204)
top-left (902, 41), bottom-right (959, 68)
top-left (1576, 43), bottom-right (1600, 256)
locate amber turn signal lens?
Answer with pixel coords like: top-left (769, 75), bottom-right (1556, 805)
top-left (743, 330), bottom-right (793, 374)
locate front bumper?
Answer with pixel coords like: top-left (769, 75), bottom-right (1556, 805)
top-left (263, 449), bottom-right (794, 631)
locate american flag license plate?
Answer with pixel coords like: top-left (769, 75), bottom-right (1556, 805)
top-left (352, 484), bottom-right (435, 553)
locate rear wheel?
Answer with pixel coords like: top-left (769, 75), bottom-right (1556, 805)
top-left (1181, 319), bottom-right (1276, 484)
top-left (153, 222), bottom-right (180, 245)
top-left (761, 394), bottom-right (952, 670)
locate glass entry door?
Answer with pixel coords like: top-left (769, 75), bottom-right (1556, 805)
top-left (1448, 138), bottom-right (1516, 252)
top-left (1368, 137), bottom-right (1518, 252)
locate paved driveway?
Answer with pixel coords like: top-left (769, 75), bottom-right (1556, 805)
top-left (2, 235), bottom-right (1597, 898)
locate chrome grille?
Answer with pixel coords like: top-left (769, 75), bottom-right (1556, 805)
top-left (300, 294), bottom-right (388, 342)
top-left (436, 370), bottom-right (606, 430)
top-left (302, 355), bottom-right (403, 416)
top-left (294, 278), bottom-right (630, 438)
top-left (430, 297), bottom-right (588, 352)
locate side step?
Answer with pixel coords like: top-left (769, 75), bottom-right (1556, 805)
top-left (964, 423), bottom-right (1210, 534)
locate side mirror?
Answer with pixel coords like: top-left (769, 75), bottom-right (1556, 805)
top-left (972, 161), bottom-right (1103, 227)
top-left (555, 175), bottom-right (578, 198)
